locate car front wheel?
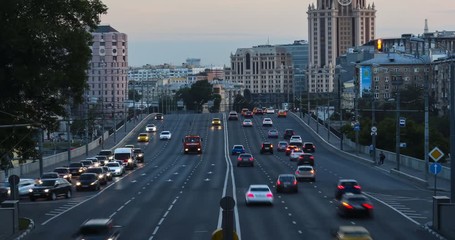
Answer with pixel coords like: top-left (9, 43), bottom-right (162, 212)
top-left (49, 192), bottom-right (57, 201)
top-left (66, 190), bottom-right (72, 199)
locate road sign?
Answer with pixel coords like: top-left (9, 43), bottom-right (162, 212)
top-left (399, 117), bottom-right (406, 127)
top-left (371, 126), bottom-right (377, 132)
top-left (399, 142), bottom-right (407, 148)
top-left (370, 132), bottom-right (377, 136)
top-left (220, 196), bottom-right (235, 210)
top-left (353, 124), bottom-right (360, 132)
top-left (429, 163), bottom-right (442, 175)
top-left (429, 147), bottom-right (444, 162)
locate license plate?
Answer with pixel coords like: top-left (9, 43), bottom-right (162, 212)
top-left (265, 147), bottom-right (269, 149)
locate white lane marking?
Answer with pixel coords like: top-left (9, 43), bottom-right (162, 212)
top-left (363, 192), bottom-right (421, 226)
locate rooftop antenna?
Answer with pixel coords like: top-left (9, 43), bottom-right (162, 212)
top-left (267, 37), bottom-right (270, 45)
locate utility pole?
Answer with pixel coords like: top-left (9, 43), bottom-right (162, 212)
top-left (392, 76), bottom-right (403, 171)
top-left (354, 68), bottom-right (360, 154)
top-left (424, 68), bottom-right (430, 184)
top-left (449, 60), bottom-right (455, 202)
top-left (85, 97), bottom-right (89, 157)
top-left (67, 96), bottom-right (72, 165)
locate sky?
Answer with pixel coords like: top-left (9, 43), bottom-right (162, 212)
top-left (100, 0), bottom-right (455, 67)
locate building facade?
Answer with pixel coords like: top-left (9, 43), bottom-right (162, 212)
top-left (224, 45), bottom-right (294, 107)
top-left (307, 0), bottom-right (376, 93)
top-left (87, 25), bottom-right (128, 118)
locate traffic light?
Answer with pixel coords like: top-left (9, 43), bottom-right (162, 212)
top-left (376, 39), bottom-right (383, 52)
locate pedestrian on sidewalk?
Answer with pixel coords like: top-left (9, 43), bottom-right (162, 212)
top-left (369, 144), bottom-right (374, 157)
top-left (379, 151), bottom-right (385, 165)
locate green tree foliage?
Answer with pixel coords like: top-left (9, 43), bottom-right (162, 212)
top-left (128, 89), bottom-right (142, 102)
top-left (0, 0), bottom-right (107, 164)
top-left (176, 80), bottom-right (213, 111)
top-left (211, 94), bottom-right (221, 112)
top-left (233, 94), bottom-right (249, 112)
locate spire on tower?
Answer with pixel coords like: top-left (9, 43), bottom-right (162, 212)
top-left (424, 19), bottom-right (429, 34)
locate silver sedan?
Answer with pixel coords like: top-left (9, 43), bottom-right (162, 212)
top-left (245, 184), bottom-right (274, 206)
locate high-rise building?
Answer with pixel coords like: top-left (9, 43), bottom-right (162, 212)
top-left (224, 45), bottom-right (294, 107)
top-left (307, 0), bottom-right (376, 93)
top-left (87, 25), bottom-right (128, 118)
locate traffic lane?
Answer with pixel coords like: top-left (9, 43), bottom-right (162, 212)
top-left (150, 118), bottom-right (230, 239)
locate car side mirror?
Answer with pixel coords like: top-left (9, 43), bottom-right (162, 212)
top-left (54, 183), bottom-right (59, 187)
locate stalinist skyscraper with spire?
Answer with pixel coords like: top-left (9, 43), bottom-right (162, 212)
top-left (307, 0), bottom-right (376, 93)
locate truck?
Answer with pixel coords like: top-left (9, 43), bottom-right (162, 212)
top-left (183, 135), bottom-right (203, 154)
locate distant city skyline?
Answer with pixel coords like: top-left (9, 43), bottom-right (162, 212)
top-left (100, 0), bottom-right (454, 67)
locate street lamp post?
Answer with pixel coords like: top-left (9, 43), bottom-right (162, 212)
top-left (392, 76), bottom-right (404, 170)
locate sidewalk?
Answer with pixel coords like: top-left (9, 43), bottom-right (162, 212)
top-left (292, 112), bottom-right (451, 193)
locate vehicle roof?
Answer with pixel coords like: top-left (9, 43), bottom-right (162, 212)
top-left (233, 145), bottom-right (244, 148)
top-left (114, 148), bottom-right (133, 153)
top-left (291, 135), bottom-right (301, 138)
top-left (82, 218), bottom-right (112, 226)
top-left (297, 165), bottom-right (314, 169)
top-left (212, 118), bottom-right (220, 120)
top-left (248, 184), bottom-right (270, 188)
top-left (338, 225), bottom-right (370, 234)
top-left (338, 179), bottom-right (358, 183)
top-left (161, 131), bottom-right (170, 133)
top-left (278, 174), bottom-right (295, 178)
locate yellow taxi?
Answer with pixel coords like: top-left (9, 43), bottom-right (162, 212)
top-left (277, 110), bottom-right (287, 118)
top-left (334, 226), bottom-right (372, 240)
top-left (137, 133), bottom-right (149, 142)
top-left (211, 118), bottom-right (222, 127)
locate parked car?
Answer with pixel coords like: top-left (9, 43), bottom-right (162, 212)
top-left (28, 178), bottom-right (72, 201)
top-left (76, 173), bottom-right (101, 191)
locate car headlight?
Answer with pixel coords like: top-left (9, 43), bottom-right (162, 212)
top-left (79, 169), bottom-right (83, 172)
top-left (76, 182), bottom-right (81, 186)
top-left (28, 189), bottom-right (33, 193)
top-left (90, 182), bottom-right (96, 185)
top-left (109, 156), bottom-right (114, 160)
top-left (44, 189), bottom-right (50, 193)
top-left (94, 163), bottom-right (100, 167)
top-left (137, 137), bottom-right (141, 140)
top-left (98, 174), bottom-right (104, 179)
top-left (128, 159), bottom-right (133, 163)
top-left (63, 174), bottom-right (68, 178)
top-left (138, 154), bottom-right (143, 157)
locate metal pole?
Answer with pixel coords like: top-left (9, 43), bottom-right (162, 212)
top-left (372, 97), bottom-right (377, 163)
top-left (449, 60), bottom-right (455, 202)
top-left (424, 69), bottom-right (429, 184)
top-left (124, 104), bottom-right (127, 133)
top-left (133, 83), bottom-right (136, 122)
top-left (395, 86), bottom-right (401, 171)
top-left (67, 119), bottom-right (71, 164)
top-left (38, 127), bottom-right (44, 177)
top-left (327, 96), bottom-right (331, 141)
top-left (85, 100), bottom-right (89, 157)
top-left (355, 70), bottom-right (359, 155)
top-left (307, 90), bottom-right (310, 125)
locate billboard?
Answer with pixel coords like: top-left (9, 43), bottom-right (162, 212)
top-left (359, 66), bottom-right (372, 97)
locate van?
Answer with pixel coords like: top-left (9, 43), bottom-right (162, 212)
top-left (113, 148), bottom-right (136, 170)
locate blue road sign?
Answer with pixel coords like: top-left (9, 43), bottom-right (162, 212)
top-left (429, 163), bottom-right (442, 175)
top-left (353, 125), bottom-right (360, 132)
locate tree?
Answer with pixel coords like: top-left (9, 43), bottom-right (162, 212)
top-left (0, 0), bottom-right (107, 162)
top-left (128, 89), bottom-right (142, 102)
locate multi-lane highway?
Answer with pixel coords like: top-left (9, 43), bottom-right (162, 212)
top-left (19, 112), bottom-right (441, 239)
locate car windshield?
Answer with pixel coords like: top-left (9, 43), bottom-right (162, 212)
top-left (81, 161), bottom-right (92, 165)
top-left (114, 153), bottom-right (130, 160)
top-left (147, 124), bottom-right (154, 127)
top-left (106, 163), bottom-right (119, 167)
top-left (299, 167), bottom-right (312, 171)
top-left (184, 137), bottom-right (199, 142)
top-left (87, 168), bottom-right (102, 174)
top-left (250, 187), bottom-right (269, 192)
top-left (69, 163), bottom-right (83, 167)
top-left (38, 179), bottom-right (56, 186)
top-left (53, 169), bottom-right (67, 173)
top-left (98, 151), bottom-right (111, 156)
top-left (42, 174), bottom-right (57, 178)
top-left (139, 133), bottom-right (147, 136)
top-left (80, 174), bottom-right (96, 180)
top-left (279, 176), bottom-right (295, 182)
top-left (342, 182), bottom-right (358, 187)
top-left (161, 131), bottom-right (170, 135)
top-left (79, 225), bottom-right (109, 235)
top-left (234, 146), bottom-right (243, 149)
top-left (279, 142), bottom-right (287, 146)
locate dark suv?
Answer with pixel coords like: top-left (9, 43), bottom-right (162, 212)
top-left (303, 142), bottom-right (316, 153)
top-left (260, 142), bottom-right (274, 154)
top-left (283, 129), bottom-right (296, 139)
top-left (335, 179), bottom-right (362, 200)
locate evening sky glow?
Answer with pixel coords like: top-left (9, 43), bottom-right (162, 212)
top-left (100, 0), bottom-right (455, 67)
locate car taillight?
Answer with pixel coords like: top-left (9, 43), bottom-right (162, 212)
top-left (277, 180), bottom-right (281, 185)
top-left (295, 170), bottom-right (300, 174)
top-left (249, 157), bottom-right (254, 161)
top-left (362, 203), bottom-right (374, 209)
top-left (293, 180), bottom-right (297, 185)
top-left (237, 157), bottom-right (241, 161)
top-left (266, 193), bottom-right (273, 198)
top-left (337, 185), bottom-right (345, 190)
top-left (310, 170), bottom-right (315, 174)
top-left (247, 193), bottom-right (254, 198)
top-left (310, 156), bottom-right (314, 160)
top-left (342, 202), bottom-right (353, 209)
top-left (354, 185), bottom-right (361, 190)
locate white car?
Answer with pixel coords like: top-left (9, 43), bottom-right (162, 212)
top-left (289, 135), bottom-right (303, 144)
top-left (159, 131), bottom-right (172, 140)
top-left (0, 178), bottom-right (36, 198)
top-left (266, 108), bottom-right (275, 114)
top-left (245, 184), bottom-right (274, 206)
top-left (105, 162), bottom-right (124, 176)
top-left (145, 124), bottom-right (157, 132)
top-left (289, 149), bottom-right (304, 161)
top-left (242, 119), bottom-right (253, 127)
top-left (262, 118), bottom-right (273, 127)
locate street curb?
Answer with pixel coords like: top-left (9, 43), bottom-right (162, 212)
top-left (13, 218), bottom-right (34, 240)
top-left (423, 223), bottom-right (447, 240)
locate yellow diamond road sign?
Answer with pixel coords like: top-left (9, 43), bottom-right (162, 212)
top-left (429, 147), bottom-right (444, 162)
